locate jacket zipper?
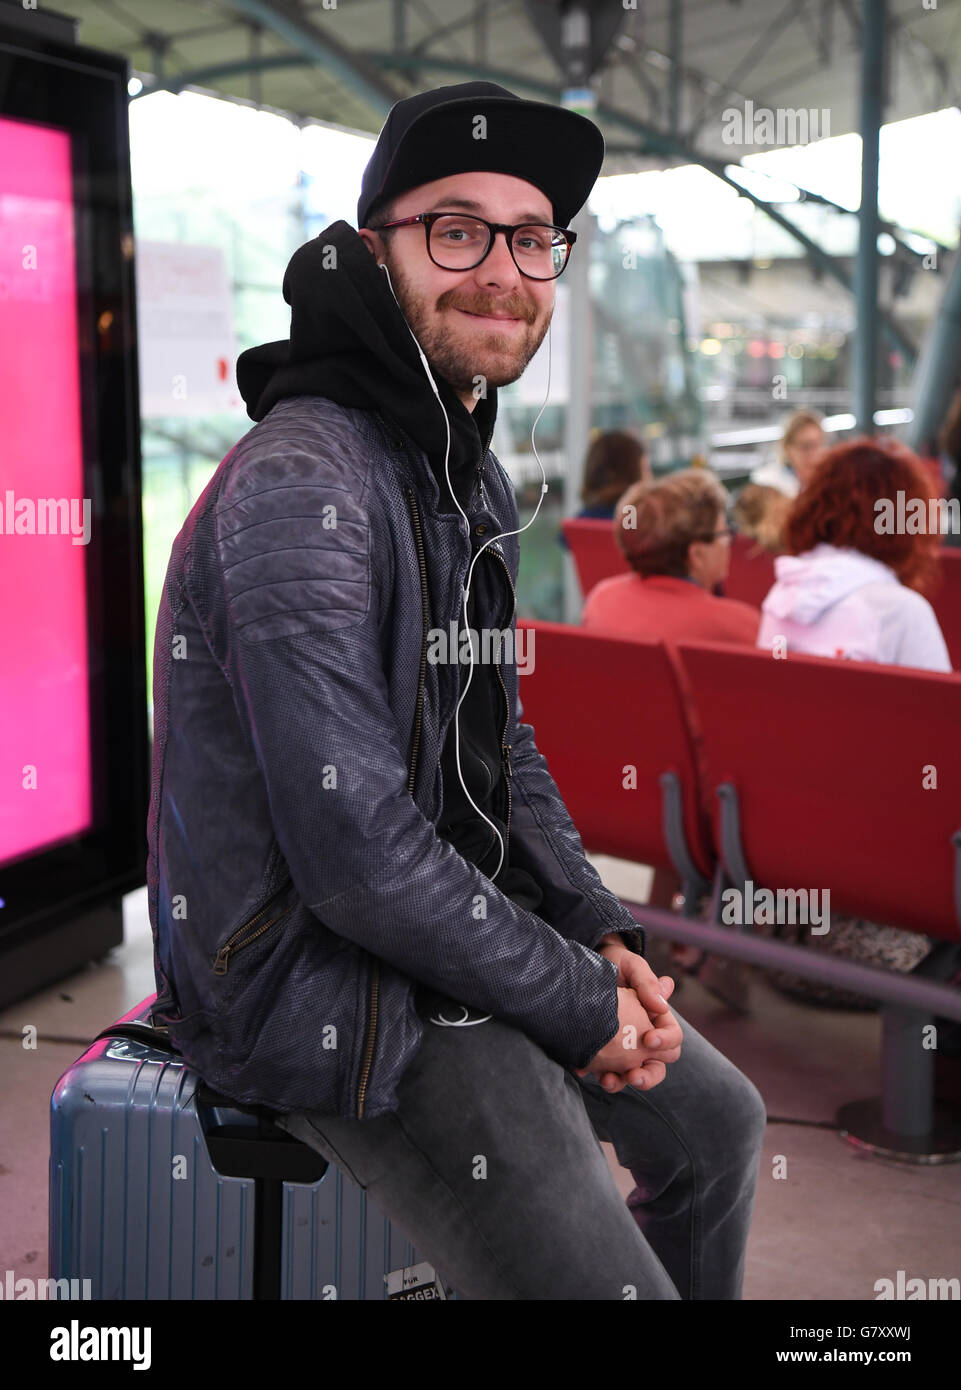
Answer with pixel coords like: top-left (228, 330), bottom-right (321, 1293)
top-left (212, 877), bottom-right (294, 975)
top-left (494, 660), bottom-right (513, 845)
top-left (355, 490), bottom-right (512, 1115)
top-left (487, 548), bottom-right (517, 846)
top-left (354, 487), bottom-right (431, 1118)
top-left (404, 488), bottom-right (432, 802)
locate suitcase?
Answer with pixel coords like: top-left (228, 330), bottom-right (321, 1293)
top-left (49, 992), bottom-right (456, 1300)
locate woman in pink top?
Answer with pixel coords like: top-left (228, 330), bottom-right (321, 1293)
top-left (581, 468), bottom-right (759, 645)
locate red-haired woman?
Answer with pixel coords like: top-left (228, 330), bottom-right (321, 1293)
top-left (755, 436), bottom-right (950, 1007)
top-left (758, 436), bottom-right (950, 670)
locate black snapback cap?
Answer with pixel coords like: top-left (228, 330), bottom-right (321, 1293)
top-left (357, 80), bottom-right (605, 231)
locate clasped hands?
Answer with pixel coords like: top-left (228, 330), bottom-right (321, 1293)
top-left (574, 932), bottom-right (683, 1095)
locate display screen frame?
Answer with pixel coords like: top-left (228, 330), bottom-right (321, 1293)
top-left (0, 18), bottom-right (148, 949)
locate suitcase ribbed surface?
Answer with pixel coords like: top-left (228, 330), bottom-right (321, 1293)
top-left (49, 1002), bottom-right (453, 1300)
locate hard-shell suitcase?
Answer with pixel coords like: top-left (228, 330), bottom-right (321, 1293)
top-left (49, 993), bottom-right (455, 1300)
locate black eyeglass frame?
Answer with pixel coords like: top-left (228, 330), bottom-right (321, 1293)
top-left (372, 210), bottom-right (578, 280)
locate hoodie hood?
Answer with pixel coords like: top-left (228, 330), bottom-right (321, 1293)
top-left (763, 544), bottom-right (898, 625)
top-left (236, 219), bottom-right (497, 510)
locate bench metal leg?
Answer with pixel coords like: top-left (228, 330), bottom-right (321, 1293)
top-left (882, 1005), bottom-right (935, 1136)
top-left (837, 943), bottom-right (961, 1163)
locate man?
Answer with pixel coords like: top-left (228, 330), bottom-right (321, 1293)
top-left (146, 81), bottom-right (766, 1300)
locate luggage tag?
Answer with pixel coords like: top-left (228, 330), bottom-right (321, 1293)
top-left (385, 1262), bottom-right (448, 1300)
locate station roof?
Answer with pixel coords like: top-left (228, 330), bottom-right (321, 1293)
top-left (11, 0), bottom-right (961, 168)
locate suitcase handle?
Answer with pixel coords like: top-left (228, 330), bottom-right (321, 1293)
top-left (91, 1021), bottom-right (283, 1121)
top-left (91, 1020), bottom-right (179, 1052)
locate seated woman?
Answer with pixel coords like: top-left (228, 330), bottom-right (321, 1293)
top-left (755, 436), bottom-right (950, 1007)
top-left (758, 436), bottom-right (950, 669)
top-left (734, 409), bottom-right (825, 553)
top-left (582, 467), bottom-right (760, 644)
top-left (577, 428), bottom-right (651, 520)
top-left (559, 429), bottom-right (650, 550)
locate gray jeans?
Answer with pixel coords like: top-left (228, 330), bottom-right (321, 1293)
top-left (275, 988), bottom-right (767, 1300)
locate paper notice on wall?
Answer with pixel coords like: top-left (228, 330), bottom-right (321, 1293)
top-left (136, 240), bottom-right (242, 416)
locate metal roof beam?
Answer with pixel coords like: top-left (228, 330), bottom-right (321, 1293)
top-left (685, 0), bottom-right (813, 139)
top-left (853, 0), bottom-right (886, 432)
top-left (222, 0), bottom-right (397, 115)
top-left (668, 0), bottom-right (683, 135)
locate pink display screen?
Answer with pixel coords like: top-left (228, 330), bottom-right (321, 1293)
top-left (0, 116), bottom-right (92, 867)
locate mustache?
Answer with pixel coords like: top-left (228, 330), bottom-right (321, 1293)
top-left (441, 292), bottom-right (538, 323)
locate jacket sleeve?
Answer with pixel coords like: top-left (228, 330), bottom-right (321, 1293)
top-left (203, 445), bottom-right (620, 1073)
top-left (506, 688), bottom-right (647, 959)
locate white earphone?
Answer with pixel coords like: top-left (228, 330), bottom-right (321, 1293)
top-left (379, 260), bottom-right (552, 1027)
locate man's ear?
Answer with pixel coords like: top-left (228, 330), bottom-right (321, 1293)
top-left (357, 227), bottom-right (383, 260)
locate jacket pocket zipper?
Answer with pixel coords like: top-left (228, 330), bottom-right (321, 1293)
top-left (212, 877), bottom-right (294, 975)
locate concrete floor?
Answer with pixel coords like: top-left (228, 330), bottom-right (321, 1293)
top-left (1, 855), bottom-right (958, 1301)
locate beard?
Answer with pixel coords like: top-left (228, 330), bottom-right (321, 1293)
top-left (381, 250), bottom-right (553, 395)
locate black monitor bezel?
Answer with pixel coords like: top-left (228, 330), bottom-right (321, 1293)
top-left (0, 17), bottom-right (148, 950)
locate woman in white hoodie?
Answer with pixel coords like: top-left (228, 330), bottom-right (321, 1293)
top-left (758, 436), bottom-right (950, 670)
top-left (755, 436), bottom-right (951, 1006)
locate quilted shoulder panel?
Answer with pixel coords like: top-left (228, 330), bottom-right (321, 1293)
top-left (214, 402), bottom-right (373, 642)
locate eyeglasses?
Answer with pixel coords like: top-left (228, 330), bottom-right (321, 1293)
top-left (694, 526), bottom-right (733, 542)
top-left (373, 211), bottom-right (577, 280)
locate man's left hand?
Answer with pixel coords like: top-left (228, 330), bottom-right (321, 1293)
top-left (578, 933), bottom-right (682, 1095)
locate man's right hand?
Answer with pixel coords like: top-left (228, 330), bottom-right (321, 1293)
top-left (576, 988), bottom-right (683, 1094)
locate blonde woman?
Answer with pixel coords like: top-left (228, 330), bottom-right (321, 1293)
top-left (734, 409), bottom-right (825, 552)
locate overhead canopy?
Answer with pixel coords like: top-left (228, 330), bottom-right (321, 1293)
top-left (7, 0), bottom-right (957, 436)
top-left (16, 0), bottom-right (960, 167)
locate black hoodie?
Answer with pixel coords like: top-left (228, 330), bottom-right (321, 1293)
top-left (236, 220), bottom-right (543, 919)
